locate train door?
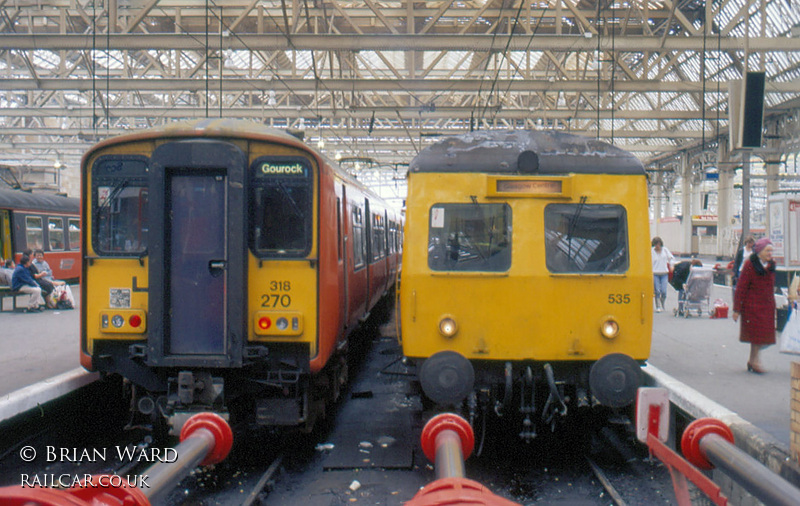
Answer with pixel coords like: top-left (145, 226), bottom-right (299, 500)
top-left (364, 198), bottom-right (372, 312)
top-left (0, 210), bottom-right (10, 260)
top-left (168, 174), bottom-right (226, 354)
top-left (385, 210), bottom-right (394, 289)
top-left (147, 140), bottom-right (247, 367)
top-left (339, 185), bottom-right (348, 328)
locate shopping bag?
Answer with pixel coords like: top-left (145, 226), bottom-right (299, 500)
top-left (780, 303), bottom-right (800, 355)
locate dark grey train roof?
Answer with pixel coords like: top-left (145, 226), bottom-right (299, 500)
top-left (0, 187), bottom-right (79, 214)
top-left (410, 130), bottom-right (644, 175)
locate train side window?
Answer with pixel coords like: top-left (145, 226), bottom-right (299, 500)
top-left (25, 216), bottom-right (44, 250)
top-left (371, 213), bottom-right (385, 262)
top-left (544, 204), bottom-right (629, 274)
top-left (68, 219), bottom-right (80, 250)
top-left (250, 157), bottom-right (313, 258)
top-left (427, 203), bottom-right (511, 272)
top-left (48, 218), bottom-right (65, 251)
top-left (352, 205), bottom-right (365, 269)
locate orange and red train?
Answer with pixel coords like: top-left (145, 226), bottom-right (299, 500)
top-left (0, 187), bottom-right (80, 281)
top-left (79, 119), bottom-right (401, 432)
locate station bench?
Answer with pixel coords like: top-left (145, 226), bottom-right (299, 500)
top-left (0, 286), bottom-right (31, 311)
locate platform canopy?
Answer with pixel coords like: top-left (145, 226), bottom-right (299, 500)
top-left (0, 0), bottom-right (799, 203)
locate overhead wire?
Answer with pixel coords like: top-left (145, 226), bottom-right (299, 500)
top-left (81, 1), bottom-right (364, 157)
top-left (469, 0), bottom-right (509, 130)
top-left (486, 3), bottom-right (550, 127)
top-left (209, 0), bottom-right (362, 156)
top-left (477, 0), bottom-right (528, 126)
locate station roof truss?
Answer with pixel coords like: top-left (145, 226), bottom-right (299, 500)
top-left (1, 0), bottom-right (799, 195)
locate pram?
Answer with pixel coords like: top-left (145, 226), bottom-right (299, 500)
top-left (673, 267), bottom-right (714, 318)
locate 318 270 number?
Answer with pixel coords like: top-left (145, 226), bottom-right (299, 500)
top-left (608, 293), bottom-right (631, 304)
top-left (261, 294), bottom-right (291, 308)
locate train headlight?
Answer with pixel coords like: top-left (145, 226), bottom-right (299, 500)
top-left (600, 317), bottom-right (620, 339)
top-left (276, 317), bottom-right (289, 330)
top-left (111, 315), bottom-right (125, 328)
top-left (438, 316), bottom-right (458, 338)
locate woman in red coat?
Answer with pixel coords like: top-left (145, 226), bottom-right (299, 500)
top-left (733, 238), bottom-right (776, 373)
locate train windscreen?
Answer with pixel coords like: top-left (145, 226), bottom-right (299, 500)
top-left (427, 203), bottom-right (511, 272)
top-left (91, 157), bottom-right (149, 255)
top-left (544, 203), bottom-right (629, 273)
top-left (250, 157), bottom-right (313, 258)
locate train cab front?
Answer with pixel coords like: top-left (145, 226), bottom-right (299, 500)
top-left (400, 148), bottom-right (652, 441)
top-left (82, 131), bottom-right (320, 434)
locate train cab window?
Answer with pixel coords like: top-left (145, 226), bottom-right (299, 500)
top-left (250, 157), bottom-right (313, 258)
top-left (428, 203), bottom-right (511, 272)
top-left (48, 218), bottom-right (65, 250)
top-left (25, 216), bottom-right (44, 250)
top-left (92, 156), bottom-right (149, 255)
top-left (68, 219), bottom-right (80, 250)
top-left (544, 204), bottom-right (629, 274)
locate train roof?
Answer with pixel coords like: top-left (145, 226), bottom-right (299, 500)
top-left (0, 187), bottom-right (79, 214)
top-left (410, 130), bottom-right (645, 176)
top-left (82, 119), bottom-right (400, 213)
top-left (83, 119), bottom-right (306, 157)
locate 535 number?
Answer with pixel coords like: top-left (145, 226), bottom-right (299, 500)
top-left (608, 294), bottom-right (631, 304)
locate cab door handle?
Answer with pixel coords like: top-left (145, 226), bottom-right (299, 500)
top-left (209, 260), bottom-right (227, 277)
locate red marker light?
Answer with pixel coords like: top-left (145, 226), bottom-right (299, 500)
top-left (129, 314), bottom-right (142, 328)
top-left (258, 317), bottom-right (272, 330)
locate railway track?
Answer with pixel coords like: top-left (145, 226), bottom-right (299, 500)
top-left (0, 317), bottom-right (681, 505)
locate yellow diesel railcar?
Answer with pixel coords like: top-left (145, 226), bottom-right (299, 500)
top-left (400, 130), bottom-right (652, 440)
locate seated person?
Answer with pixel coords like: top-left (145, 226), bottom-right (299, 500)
top-left (0, 259), bottom-right (13, 286)
top-left (23, 249), bottom-right (54, 301)
top-left (669, 258), bottom-right (704, 292)
top-left (12, 254), bottom-right (45, 311)
top-left (31, 249), bottom-right (75, 309)
top-left (33, 249), bottom-right (75, 309)
top-left (32, 249), bottom-right (65, 285)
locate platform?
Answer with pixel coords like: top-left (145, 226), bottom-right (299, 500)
top-left (0, 284), bottom-right (81, 399)
top-left (649, 281), bottom-right (797, 448)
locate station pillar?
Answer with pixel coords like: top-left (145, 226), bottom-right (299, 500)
top-left (717, 140), bottom-right (735, 258)
top-left (681, 152), bottom-right (693, 256)
top-left (654, 172), bottom-right (664, 237)
top-left (792, 362), bottom-right (800, 464)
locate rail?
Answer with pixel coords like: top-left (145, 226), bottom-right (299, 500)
top-left (0, 411), bottom-right (233, 506)
top-left (406, 412), bottom-right (519, 506)
top-left (638, 387), bottom-right (800, 506)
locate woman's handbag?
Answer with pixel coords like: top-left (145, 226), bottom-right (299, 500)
top-left (780, 303), bottom-right (800, 355)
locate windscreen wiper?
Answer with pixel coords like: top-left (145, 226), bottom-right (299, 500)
top-left (566, 196), bottom-right (588, 266)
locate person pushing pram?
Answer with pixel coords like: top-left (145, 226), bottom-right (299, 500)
top-left (670, 259), bottom-right (713, 317)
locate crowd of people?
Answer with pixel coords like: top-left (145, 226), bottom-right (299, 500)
top-left (0, 250), bottom-right (74, 312)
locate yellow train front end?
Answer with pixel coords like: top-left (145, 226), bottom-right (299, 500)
top-left (80, 120), bottom-right (327, 432)
top-left (400, 130), bottom-right (652, 439)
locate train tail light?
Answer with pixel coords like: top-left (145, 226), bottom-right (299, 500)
top-left (258, 316), bottom-right (272, 330)
top-left (129, 314), bottom-right (142, 328)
